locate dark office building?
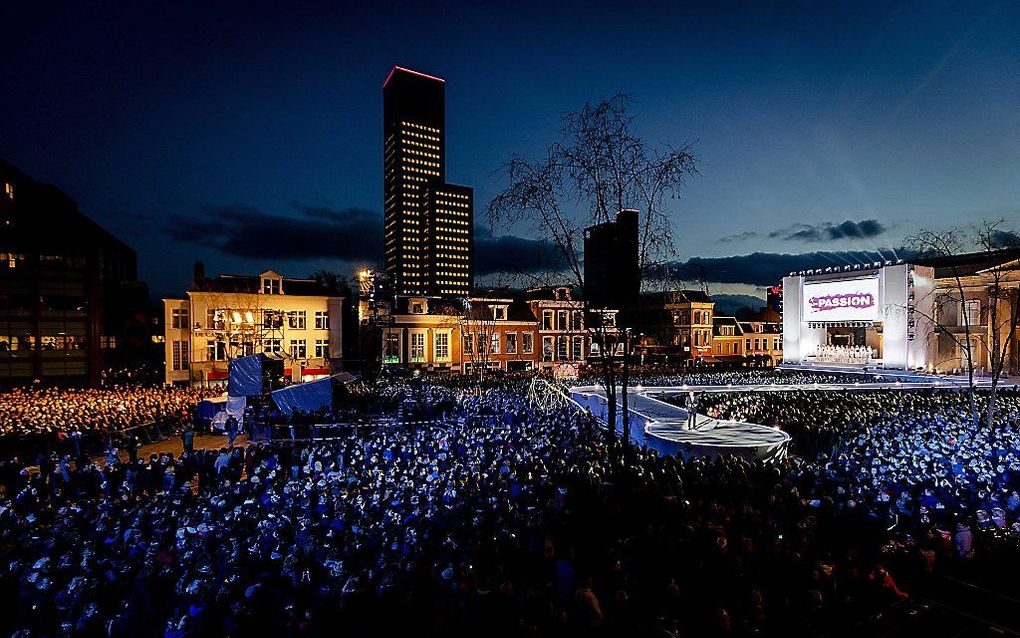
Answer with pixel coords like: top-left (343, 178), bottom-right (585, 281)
top-left (583, 208), bottom-right (640, 308)
top-left (765, 284), bottom-right (783, 320)
top-left (383, 66), bottom-right (473, 297)
top-left (0, 159), bottom-right (149, 386)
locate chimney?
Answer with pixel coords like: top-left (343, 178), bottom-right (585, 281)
top-left (193, 261), bottom-right (205, 286)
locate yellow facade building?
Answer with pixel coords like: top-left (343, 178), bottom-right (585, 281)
top-left (163, 268), bottom-right (342, 386)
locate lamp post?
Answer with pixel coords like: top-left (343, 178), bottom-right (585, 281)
top-left (356, 268), bottom-right (376, 375)
top-left (191, 321), bottom-right (201, 387)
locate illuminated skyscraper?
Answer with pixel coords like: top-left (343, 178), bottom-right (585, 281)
top-left (383, 66), bottom-right (473, 297)
top-left (423, 183), bottom-right (473, 296)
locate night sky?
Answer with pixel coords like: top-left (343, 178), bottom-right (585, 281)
top-left (2, 1), bottom-right (1018, 300)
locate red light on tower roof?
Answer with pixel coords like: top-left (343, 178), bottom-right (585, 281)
top-left (383, 66), bottom-right (446, 88)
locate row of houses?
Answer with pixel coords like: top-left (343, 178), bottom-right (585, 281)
top-left (378, 286), bottom-right (620, 375)
top-left (163, 277), bottom-right (620, 384)
top-left (157, 248), bottom-right (1020, 385)
top-left (161, 264), bottom-right (782, 385)
top-left (622, 290), bottom-right (781, 368)
top-left (711, 317), bottom-right (784, 367)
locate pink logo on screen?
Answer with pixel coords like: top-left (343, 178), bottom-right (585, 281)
top-left (809, 292), bottom-right (875, 312)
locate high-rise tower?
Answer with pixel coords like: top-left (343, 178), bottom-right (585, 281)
top-left (383, 66), bottom-right (472, 297)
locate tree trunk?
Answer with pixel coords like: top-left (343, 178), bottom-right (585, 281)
top-left (621, 331), bottom-right (631, 445)
top-left (600, 347), bottom-right (617, 439)
top-left (606, 387), bottom-right (617, 436)
top-left (965, 371), bottom-right (979, 430)
top-left (985, 290), bottom-right (1020, 429)
top-left (958, 277), bottom-right (979, 429)
top-left (593, 326), bottom-right (618, 439)
top-left (986, 379), bottom-right (998, 429)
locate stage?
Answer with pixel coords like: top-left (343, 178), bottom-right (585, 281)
top-left (570, 386), bottom-right (791, 461)
top-left (775, 364), bottom-right (995, 387)
top-left (782, 263), bottom-right (936, 371)
top-left (568, 366), bottom-right (1006, 461)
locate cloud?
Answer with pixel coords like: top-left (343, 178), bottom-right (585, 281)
top-left (768, 219), bottom-right (887, 242)
top-left (166, 205), bottom-right (562, 275)
top-left (166, 204), bottom-right (385, 262)
top-left (652, 248), bottom-right (911, 287)
top-left (712, 293), bottom-right (765, 316)
top-left (473, 226), bottom-right (567, 275)
top-left (990, 230), bottom-right (1020, 248)
top-left (717, 231), bottom-right (759, 243)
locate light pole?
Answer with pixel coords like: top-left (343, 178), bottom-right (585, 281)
top-left (356, 268), bottom-right (383, 377)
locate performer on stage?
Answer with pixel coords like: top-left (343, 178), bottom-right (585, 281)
top-left (686, 391), bottom-right (698, 430)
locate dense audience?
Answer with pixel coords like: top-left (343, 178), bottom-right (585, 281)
top-left (696, 388), bottom-right (1020, 543)
top-left (0, 386), bottom-right (218, 438)
top-left (0, 385), bottom-right (220, 462)
top-left (694, 387), bottom-right (970, 437)
top-left (0, 384), bottom-right (923, 637)
top-left (1, 371), bottom-right (1018, 636)
top-left (585, 368), bottom-right (911, 388)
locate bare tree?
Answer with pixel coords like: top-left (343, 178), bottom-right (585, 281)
top-left (974, 221), bottom-right (1020, 428)
top-left (489, 94), bottom-right (697, 442)
top-left (200, 293), bottom-right (271, 361)
top-left (460, 298), bottom-right (498, 382)
top-left (910, 220), bottom-right (1020, 428)
top-left (309, 270), bottom-right (352, 298)
top-left (909, 227), bottom-right (980, 428)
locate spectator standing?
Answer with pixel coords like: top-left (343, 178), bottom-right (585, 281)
top-left (181, 423), bottom-right (194, 453)
top-left (125, 434), bottom-right (140, 463)
top-left (68, 426), bottom-right (81, 458)
top-left (226, 414), bottom-right (239, 448)
top-left (955, 520), bottom-right (975, 559)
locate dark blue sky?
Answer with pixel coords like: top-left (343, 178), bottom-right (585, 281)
top-left (2, 1), bottom-right (1018, 298)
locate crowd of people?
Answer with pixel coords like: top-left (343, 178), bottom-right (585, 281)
top-left (0, 383), bottom-right (221, 463)
top-left (582, 368), bottom-right (892, 388)
top-left (696, 388), bottom-right (1020, 549)
top-left (810, 344), bottom-right (876, 365)
top-left (1, 372), bottom-right (1018, 635)
top-left (0, 386), bottom-right (218, 438)
top-left (0, 382), bottom-right (929, 637)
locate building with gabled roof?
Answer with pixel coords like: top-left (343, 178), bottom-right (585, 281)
top-left (624, 290), bottom-right (715, 365)
top-left (163, 264), bottom-right (343, 386)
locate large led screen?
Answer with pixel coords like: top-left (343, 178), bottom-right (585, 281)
top-left (802, 276), bottom-right (880, 322)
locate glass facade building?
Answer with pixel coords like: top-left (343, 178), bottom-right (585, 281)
top-left (0, 160), bottom-right (147, 386)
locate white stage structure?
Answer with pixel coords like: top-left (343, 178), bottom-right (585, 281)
top-left (782, 263), bottom-right (935, 371)
top-left (570, 385), bottom-right (791, 461)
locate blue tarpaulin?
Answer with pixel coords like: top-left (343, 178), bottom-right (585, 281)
top-left (228, 354), bottom-right (265, 397)
top-left (197, 394), bottom-right (246, 429)
top-left (196, 397), bottom-right (225, 422)
top-left (271, 378), bottom-right (333, 415)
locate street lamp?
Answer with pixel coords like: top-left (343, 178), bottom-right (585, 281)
top-left (355, 268), bottom-right (377, 374)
